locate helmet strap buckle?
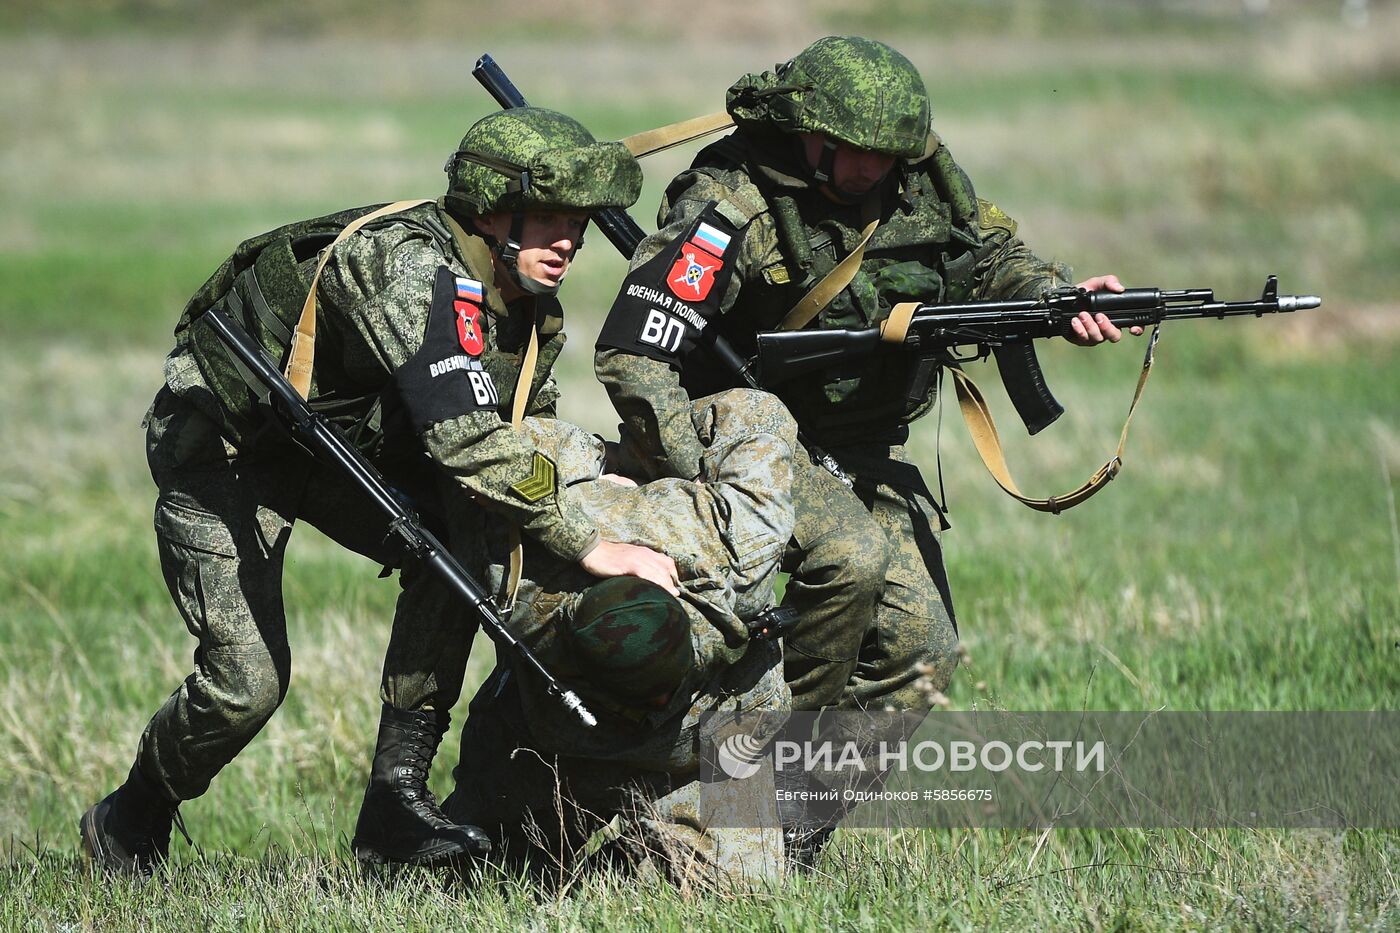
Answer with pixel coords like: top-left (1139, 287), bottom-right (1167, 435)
top-left (812, 138), bottom-right (839, 185)
top-left (499, 211), bottom-right (526, 267)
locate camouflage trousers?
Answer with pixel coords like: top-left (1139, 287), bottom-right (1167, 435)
top-left (781, 439), bottom-right (959, 711)
top-left (136, 388), bottom-right (477, 802)
top-left (443, 669), bottom-right (784, 889)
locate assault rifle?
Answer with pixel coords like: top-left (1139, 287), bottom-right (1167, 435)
top-left (472, 53), bottom-right (855, 486)
top-left (201, 307), bottom-right (598, 728)
top-left (755, 276), bottom-right (1322, 435)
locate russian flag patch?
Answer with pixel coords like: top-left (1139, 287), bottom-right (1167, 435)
top-left (692, 222), bottom-right (731, 258)
top-left (455, 277), bottom-right (483, 303)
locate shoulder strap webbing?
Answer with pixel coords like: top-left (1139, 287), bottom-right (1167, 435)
top-left (443, 210), bottom-right (541, 610)
top-left (777, 214), bottom-right (880, 331)
top-left (622, 112), bottom-right (734, 158)
top-left (500, 307), bottom-right (542, 610)
top-left (283, 199), bottom-right (434, 399)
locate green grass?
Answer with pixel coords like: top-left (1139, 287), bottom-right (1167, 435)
top-left (3, 8), bottom-right (1399, 930)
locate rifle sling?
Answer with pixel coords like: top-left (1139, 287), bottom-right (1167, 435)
top-left (949, 325), bottom-right (1161, 514)
top-left (501, 307), bottom-right (540, 610)
top-left (622, 111), bottom-right (735, 158)
top-left (284, 199), bottom-right (435, 399)
top-left (442, 212), bottom-right (538, 611)
top-left (778, 202), bottom-right (881, 332)
top-left (882, 302), bottom-right (919, 342)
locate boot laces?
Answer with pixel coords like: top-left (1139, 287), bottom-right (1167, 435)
top-left (399, 722), bottom-right (453, 826)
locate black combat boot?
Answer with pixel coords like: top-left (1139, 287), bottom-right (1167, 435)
top-left (776, 767), bottom-right (840, 872)
top-left (79, 762), bottom-right (183, 878)
top-left (351, 704), bottom-right (491, 865)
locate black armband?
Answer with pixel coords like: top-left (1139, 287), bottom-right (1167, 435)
top-left (596, 204), bottom-right (741, 364)
top-left (395, 265), bottom-right (501, 432)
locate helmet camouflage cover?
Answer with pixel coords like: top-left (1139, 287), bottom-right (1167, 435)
top-left (726, 36), bottom-right (930, 159)
top-left (444, 107), bottom-right (643, 217)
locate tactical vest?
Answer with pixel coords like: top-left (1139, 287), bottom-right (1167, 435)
top-left (175, 202), bottom-right (564, 455)
top-left (681, 132), bottom-right (988, 447)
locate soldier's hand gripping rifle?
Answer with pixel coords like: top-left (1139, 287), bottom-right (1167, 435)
top-left (202, 306), bottom-right (598, 728)
top-left (472, 53), bottom-right (854, 486)
top-left (755, 275), bottom-right (1322, 435)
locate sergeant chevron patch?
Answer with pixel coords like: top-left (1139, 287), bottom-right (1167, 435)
top-left (510, 452), bottom-right (557, 503)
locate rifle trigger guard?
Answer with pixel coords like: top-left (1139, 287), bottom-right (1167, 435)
top-left (943, 344), bottom-right (989, 365)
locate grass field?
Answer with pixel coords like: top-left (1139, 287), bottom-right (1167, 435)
top-left (2, 2), bottom-right (1399, 928)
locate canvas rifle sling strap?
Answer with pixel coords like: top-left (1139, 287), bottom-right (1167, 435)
top-left (442, 212), bottom-right (537, 609)
top-left (500, 304), bottom-right (540, 610)
top-left (621, 112), bottom-right (735, 158)
top-left (778, 199), bottom-right (882, 332)
top-left (284, 199), bottom-right (435, 398)
top-left (882, 308), bottom-right (1163, 514)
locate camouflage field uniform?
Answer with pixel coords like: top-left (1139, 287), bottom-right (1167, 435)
top-left (596, 38), bottom-right (1073, 712)
top-left (136, 198), bottom-right (596, 801)
top-left (444, 389), bottom-right (796, 887)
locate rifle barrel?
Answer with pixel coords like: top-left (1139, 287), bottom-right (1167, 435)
top-left (472, 54), bottom-right (527, 109)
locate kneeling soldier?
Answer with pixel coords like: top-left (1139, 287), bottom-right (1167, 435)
top-left (445, 390), bottom-right (798, 887)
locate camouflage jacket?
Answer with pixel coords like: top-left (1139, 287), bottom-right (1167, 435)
top-left (596, 129), bottom-right (1072, 480)
top-left (487, 390), bottom-right (795, 774)
top-left (164, 200), bottom-right (598, 561)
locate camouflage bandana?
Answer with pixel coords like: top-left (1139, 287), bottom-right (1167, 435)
top-left (566, 578), bottom-right (694, 704)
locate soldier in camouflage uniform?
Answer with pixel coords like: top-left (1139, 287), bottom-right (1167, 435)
top-left (594, 36), bottom-right (1132, 849)
top-left (442, 389), bottom-right (796, 887)
top-left (80, 108), bottom-right (682, 877)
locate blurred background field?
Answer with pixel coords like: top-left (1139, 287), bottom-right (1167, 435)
top-left (1, 1), bottom-right (1398, 928)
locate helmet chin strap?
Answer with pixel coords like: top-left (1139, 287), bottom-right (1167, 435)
top-left (809, 137), bottom-right (839, 186)
top-left (486, 211), bottom-right (580, 298)
top-left (514, 267), bottom-right (566, 297)
top-left (800, 136), bottom-right (874, 206)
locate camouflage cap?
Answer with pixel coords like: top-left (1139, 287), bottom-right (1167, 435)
top-left (726, 36), bottom-right (930, 159)
top-left (444, 107), bottom-right (643, 217)
top-left (567, 577), bottom-right (694, 704)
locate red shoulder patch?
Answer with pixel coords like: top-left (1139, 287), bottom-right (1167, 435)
top-left (667, 242), bottom-right (723, 302)
top-left (455, 301), bottom-right (484, 356)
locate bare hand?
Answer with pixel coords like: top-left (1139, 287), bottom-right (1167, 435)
top-left (579, 539), bottom-right (680, 596)
top-left (1066, 274), bottom-right (1144, 345)
top-left (599, 473), bottom-right (638, 487)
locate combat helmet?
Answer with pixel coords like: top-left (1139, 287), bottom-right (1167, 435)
top-left (727, 36), bottom-right (930, 181)
top-left (444, 107), bottom-right (643, 292)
